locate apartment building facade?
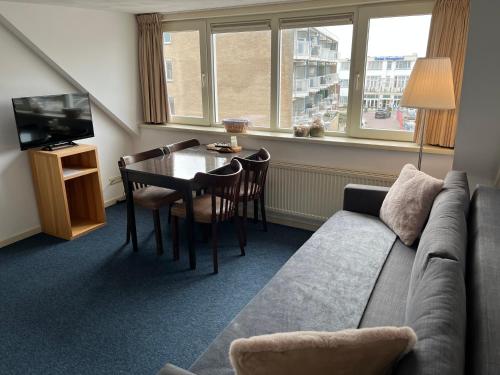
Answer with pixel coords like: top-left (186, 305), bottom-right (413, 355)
top-left (163, 27), bottom-right (344, 130)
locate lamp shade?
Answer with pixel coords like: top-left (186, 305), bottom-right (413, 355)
top-left (400, 57), bottom-right (456, 110)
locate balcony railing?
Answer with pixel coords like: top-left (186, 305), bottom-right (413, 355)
top-left (320, 73), bottom-right (339, 87)
top-left (293, 78), bottom-right (309, 95)
top-left (309, 76), bottom-right (320, 91)
top-left (294, 40), bottom-right (310, 59)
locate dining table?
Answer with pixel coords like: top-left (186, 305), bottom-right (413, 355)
top-left (122, 144), bottom-right (257, 270)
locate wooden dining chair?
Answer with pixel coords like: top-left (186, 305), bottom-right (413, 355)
top-left (234, 148), bottom-right (271, 245)
top-left (170, 159), bottom-right (244, 274)
top-left (118, 148), bottom-right (182, 256)
top-left (164, 138), bottom-right (200, 153)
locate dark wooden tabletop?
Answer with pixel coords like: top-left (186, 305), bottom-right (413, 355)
top-left (124, 145), bottom-right (257, 180)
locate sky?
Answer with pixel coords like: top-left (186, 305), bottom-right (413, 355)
top-left (327, 15), bottom-right (432, 60)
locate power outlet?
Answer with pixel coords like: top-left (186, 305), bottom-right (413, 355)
top-left (108, 176), bottom-right (122, 186)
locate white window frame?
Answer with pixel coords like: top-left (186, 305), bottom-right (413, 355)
top-left (162, 20), bottom-right (210, 126)
top-left (348, 2), bottom-right (433, 141)
top-left (160, 1), bottom-right (434, 142)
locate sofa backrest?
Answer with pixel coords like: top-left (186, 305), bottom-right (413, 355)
top-left (466, 186), bottom-right (500, 375)
top-left (394, 170), bottom-right (469, 375)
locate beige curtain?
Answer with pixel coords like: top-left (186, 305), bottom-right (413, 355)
top-left (413, 0), bottom-right (470, 148)
top-left (137, 13), bottom-right (168, 124)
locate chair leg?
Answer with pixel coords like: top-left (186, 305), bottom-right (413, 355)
top-left (212, 222), bottom-right (219, 274)
top-left (168, 203), bottom-right (172, 224)
top-left (242, 200), bottom-right (248, 246)
top-left (260, 193), bottom-right (267, 232)
top-left (153, 209), bottom-right (164, 256)
top-left (253, 199), bottom-right (259, 223)
top-left (125, 208), bottom-right (131, 244)
top-left (172, 216), bottom-right (180, 261)
top-left (235, 216), bottom-right (245, 256)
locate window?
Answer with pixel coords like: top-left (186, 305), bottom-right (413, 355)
top-left (279, 20), bottom-right (353, 132)
top-left (395, 60), bottom-right (412, 70)
top-left (168, 96), bottom-right (175, 115)
top-left (163, 32), bottom-right (172, 44)
top-left (165, 60), bottom-right (173, 81)
top-left (161, 3), bottom-right (433, 141)
top-left (367, 60), bottom-right (383, 70)
top-left (354, 12), bottom-right (431, 139)
top-left (212, 27), bottom-right (272, 127)
top-left (162, 21), bottom-right (209, 125)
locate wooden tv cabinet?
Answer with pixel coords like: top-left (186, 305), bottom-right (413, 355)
top-left (29, 144), bottom-right (106, 240)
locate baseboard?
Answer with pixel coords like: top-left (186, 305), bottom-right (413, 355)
top-left (0, 226), bottom-right (41, 248)
top-left (260, 208), bottom-right (324, 231)
top-left (0, 195), bottom-right (126, 248)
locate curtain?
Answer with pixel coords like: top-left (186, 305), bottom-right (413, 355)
top-left (136, 13), bottom-right (168, 124)
top-left (413, 0), bottom-right (470, 148)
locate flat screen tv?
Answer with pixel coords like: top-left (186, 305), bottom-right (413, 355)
top-left (12, 93), bottom-right (94, 150)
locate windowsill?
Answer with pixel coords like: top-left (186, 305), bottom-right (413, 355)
top-left (139, 123), bottom-right (454, 156)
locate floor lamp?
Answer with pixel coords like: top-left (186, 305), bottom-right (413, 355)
top-left (400, 58), bottom-right (456, 170)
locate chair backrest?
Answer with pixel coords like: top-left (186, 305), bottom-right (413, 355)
top-left (118, 148), bottom-right (165, 190)
top-left (194, 159), bottom-right (243, 223)
top-left (165, 138), bottom-right (200, 153)
top-left (234, 148), bottom-right (270, 201)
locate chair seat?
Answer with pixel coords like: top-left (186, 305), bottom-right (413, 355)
top-left (171, 194), bottom-right (229, 223)
top-left (133, 186), bottom-right (182, 210)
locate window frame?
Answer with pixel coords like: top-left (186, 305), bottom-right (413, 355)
top-left (347, 2), bottom-right (434, 141)
top-left (162, 20), bottom-right (210, 126)
top-left (160, 1), bottom-right (434, 142)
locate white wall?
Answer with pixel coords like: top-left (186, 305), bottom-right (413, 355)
top-left (136, 127), bottom-right (453, 178)
top-left (0, 1), bottom-right (141, 134)
top-left (453, 0), bottom-right (500, 188)
top-left (0, 12), bottom-right (134, 245)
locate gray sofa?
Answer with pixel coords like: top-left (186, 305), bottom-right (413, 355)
top-left (159, 171), bottom-right (471, 375)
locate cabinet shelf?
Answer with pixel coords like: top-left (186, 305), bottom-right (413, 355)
top-left (63, 167), bottom-right (98, 180)
top-left (29, 144), bottom-right (106, 240)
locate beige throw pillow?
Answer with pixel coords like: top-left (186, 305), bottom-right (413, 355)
top-left (380, 164), bottom-right (443, 246)
top-left (229, 327), bottom-right (417, 375)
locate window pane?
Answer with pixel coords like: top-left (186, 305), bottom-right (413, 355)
top-left (361, 15), bottom-right (431, 132)
top-left (213, 30), bottom-right (271, 127)
top-left (163, 30), bottom-right (203, 118)
top-left (280, 25), bottom-right (353, 132)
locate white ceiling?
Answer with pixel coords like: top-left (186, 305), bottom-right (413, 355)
top-left (0, 0), bottom-right (312, 14)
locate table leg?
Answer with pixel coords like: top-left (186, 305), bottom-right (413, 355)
top-left (126, 180), bottom-right (138, 252)
top-left (184, 186), bottom-right (196, 270)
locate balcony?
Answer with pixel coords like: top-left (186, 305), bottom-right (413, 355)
top-left (320, 73), bottom-right (339, 87)
top-left (293, 78), bottom-right (309, 97)
top-left (294, 40), bottom-right (310, 60)
top-left (309, 76), bottom-right (320, 91)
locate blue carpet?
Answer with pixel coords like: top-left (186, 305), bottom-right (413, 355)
top-left (0, 203), bottom-right (311, 375)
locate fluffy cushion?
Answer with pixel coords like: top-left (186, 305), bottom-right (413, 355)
top-left (380, 164), bottom-right (443, 246)
top-left (229, 327), bottom-right (417, 375)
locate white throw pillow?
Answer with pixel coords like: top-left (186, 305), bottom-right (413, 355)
top-left (229, 327), bottom-right (417, 375)
top-left (380, 164), bottom-right (443, 246)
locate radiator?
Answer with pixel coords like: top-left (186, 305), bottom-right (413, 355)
top-left (264, 161), bottom-right (396, 230)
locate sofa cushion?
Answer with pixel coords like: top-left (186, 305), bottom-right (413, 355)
top-left (359, 240), bottom-right (416, 328)
top-left (407, 171), bottom-right (469, 299)
top-left (380, 164), bottom-right (443, 246)
top-left (395, 257), bottom-right (466, 375)
top-left (229, 327), bottom-right (417, 375)
top-left (466, 186), bottom-right (500, 374)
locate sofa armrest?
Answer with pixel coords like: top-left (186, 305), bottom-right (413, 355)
top-left (343, 184), bottom-right (390, 217)
top-left (157, 364), bottom-right (197, 375)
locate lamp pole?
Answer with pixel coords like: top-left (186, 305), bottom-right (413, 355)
top-left (417, 121), bottom-right (426, 171)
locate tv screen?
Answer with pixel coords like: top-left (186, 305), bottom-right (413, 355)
top-left (12, 93), bottom-right (94, 150)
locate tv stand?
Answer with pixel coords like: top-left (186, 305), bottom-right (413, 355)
top-left (29, 144), bottom-right (106, 240)
top-left (42, 141), bottom-right (78, 151)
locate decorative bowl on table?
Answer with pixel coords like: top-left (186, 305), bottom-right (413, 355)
top-left (223, 118), bottom-right (249, 133)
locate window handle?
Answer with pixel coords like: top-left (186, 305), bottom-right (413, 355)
top-left (355, 73), bottom-right (361, 91)
top-left (201, 73), bottom-right (207, 88)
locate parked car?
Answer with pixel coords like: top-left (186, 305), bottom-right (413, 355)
top-left (375, 108), bottom-right (391, 119)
